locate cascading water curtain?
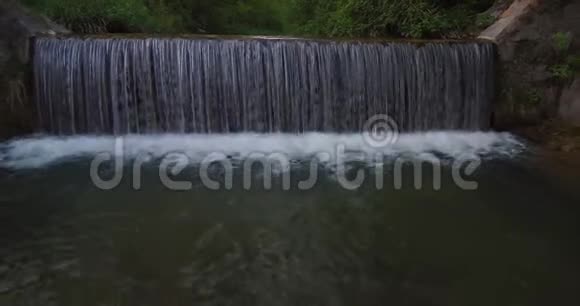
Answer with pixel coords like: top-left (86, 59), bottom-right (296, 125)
top-left (33, 36), bottom-right (495, 135)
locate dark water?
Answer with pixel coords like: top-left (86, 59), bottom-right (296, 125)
top-left (33, 37), bottom-right (495, 134)
top-left (0, 134), bottom-right (579, 306)
top-left (12, 34), bottom-right (578, 306)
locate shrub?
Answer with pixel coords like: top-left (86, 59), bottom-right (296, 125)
top-left (21, 0), bottom-right (496, 38)
top-left (21, 0), bottom-right (294, 35)
top-left (21, 0), bottom-right (180, 33)
top-left (526, 88), bottom-right (542, 106)
top-left (552, 32), bottom-right (573, 53)
top-left (475, 13), bottom-right (495, 29)
top-left (293, 0), bottom-right (495, 38)
top-left (550, 64), bottom-right (574, 81)
top-left (548, 32), bottom-right (577, 83)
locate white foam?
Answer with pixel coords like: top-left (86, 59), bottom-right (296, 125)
top-left (0, 132), bottom-right (525, 169)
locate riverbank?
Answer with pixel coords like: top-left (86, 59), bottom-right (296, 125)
top-left (513, 120), bottom-right (580, 153)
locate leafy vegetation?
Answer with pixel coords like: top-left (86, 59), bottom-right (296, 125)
top-left (549, 32), bottom-right (578, 82)
top-left (550, 64), bottom-right (575, 81)
top-left (21, 0), bottom-right (170, 32)
top-left (475, 12), bottom-right (495, 29)
top-left (21, 0), bottom-right (496, 38)
top-left (552, 31), bottom-right (573, 53)
top-left (525, 88), bottom-right (542, 107)
top-left (21, 0), bottom-right (294, 34)
top-left (293, 0), bottom-right (495, 38)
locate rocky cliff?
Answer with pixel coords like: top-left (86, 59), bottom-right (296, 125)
top-left (480, 0), bottom-right (580, 128)
top-left (0, 0), bottom-right (69, 139)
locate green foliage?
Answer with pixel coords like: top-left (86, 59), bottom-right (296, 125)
top-left (550, 64), bottom-right (575, 81)
top-left (20, 0), bottom-right (495, 38)
top-left (21, 0), bottom-right (295, 34)
top-left (548, 32), bottom-right (577, 82)
top-left (552, 32), bottom-right (573, 53)
top-left (21, 0), bottom-right (176, 32)
top-left (292, 0), bottom-right (495, 38)
top-left (475, 12), bottom-right (495, 29)
top-left (525, 88), bottom-right (542, 106)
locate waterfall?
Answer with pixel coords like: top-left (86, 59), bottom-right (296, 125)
top-left (33, 36), bottom-right (495, 135)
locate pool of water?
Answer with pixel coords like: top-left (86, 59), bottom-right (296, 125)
top-left (0, 132), bottom-right (579, 306)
